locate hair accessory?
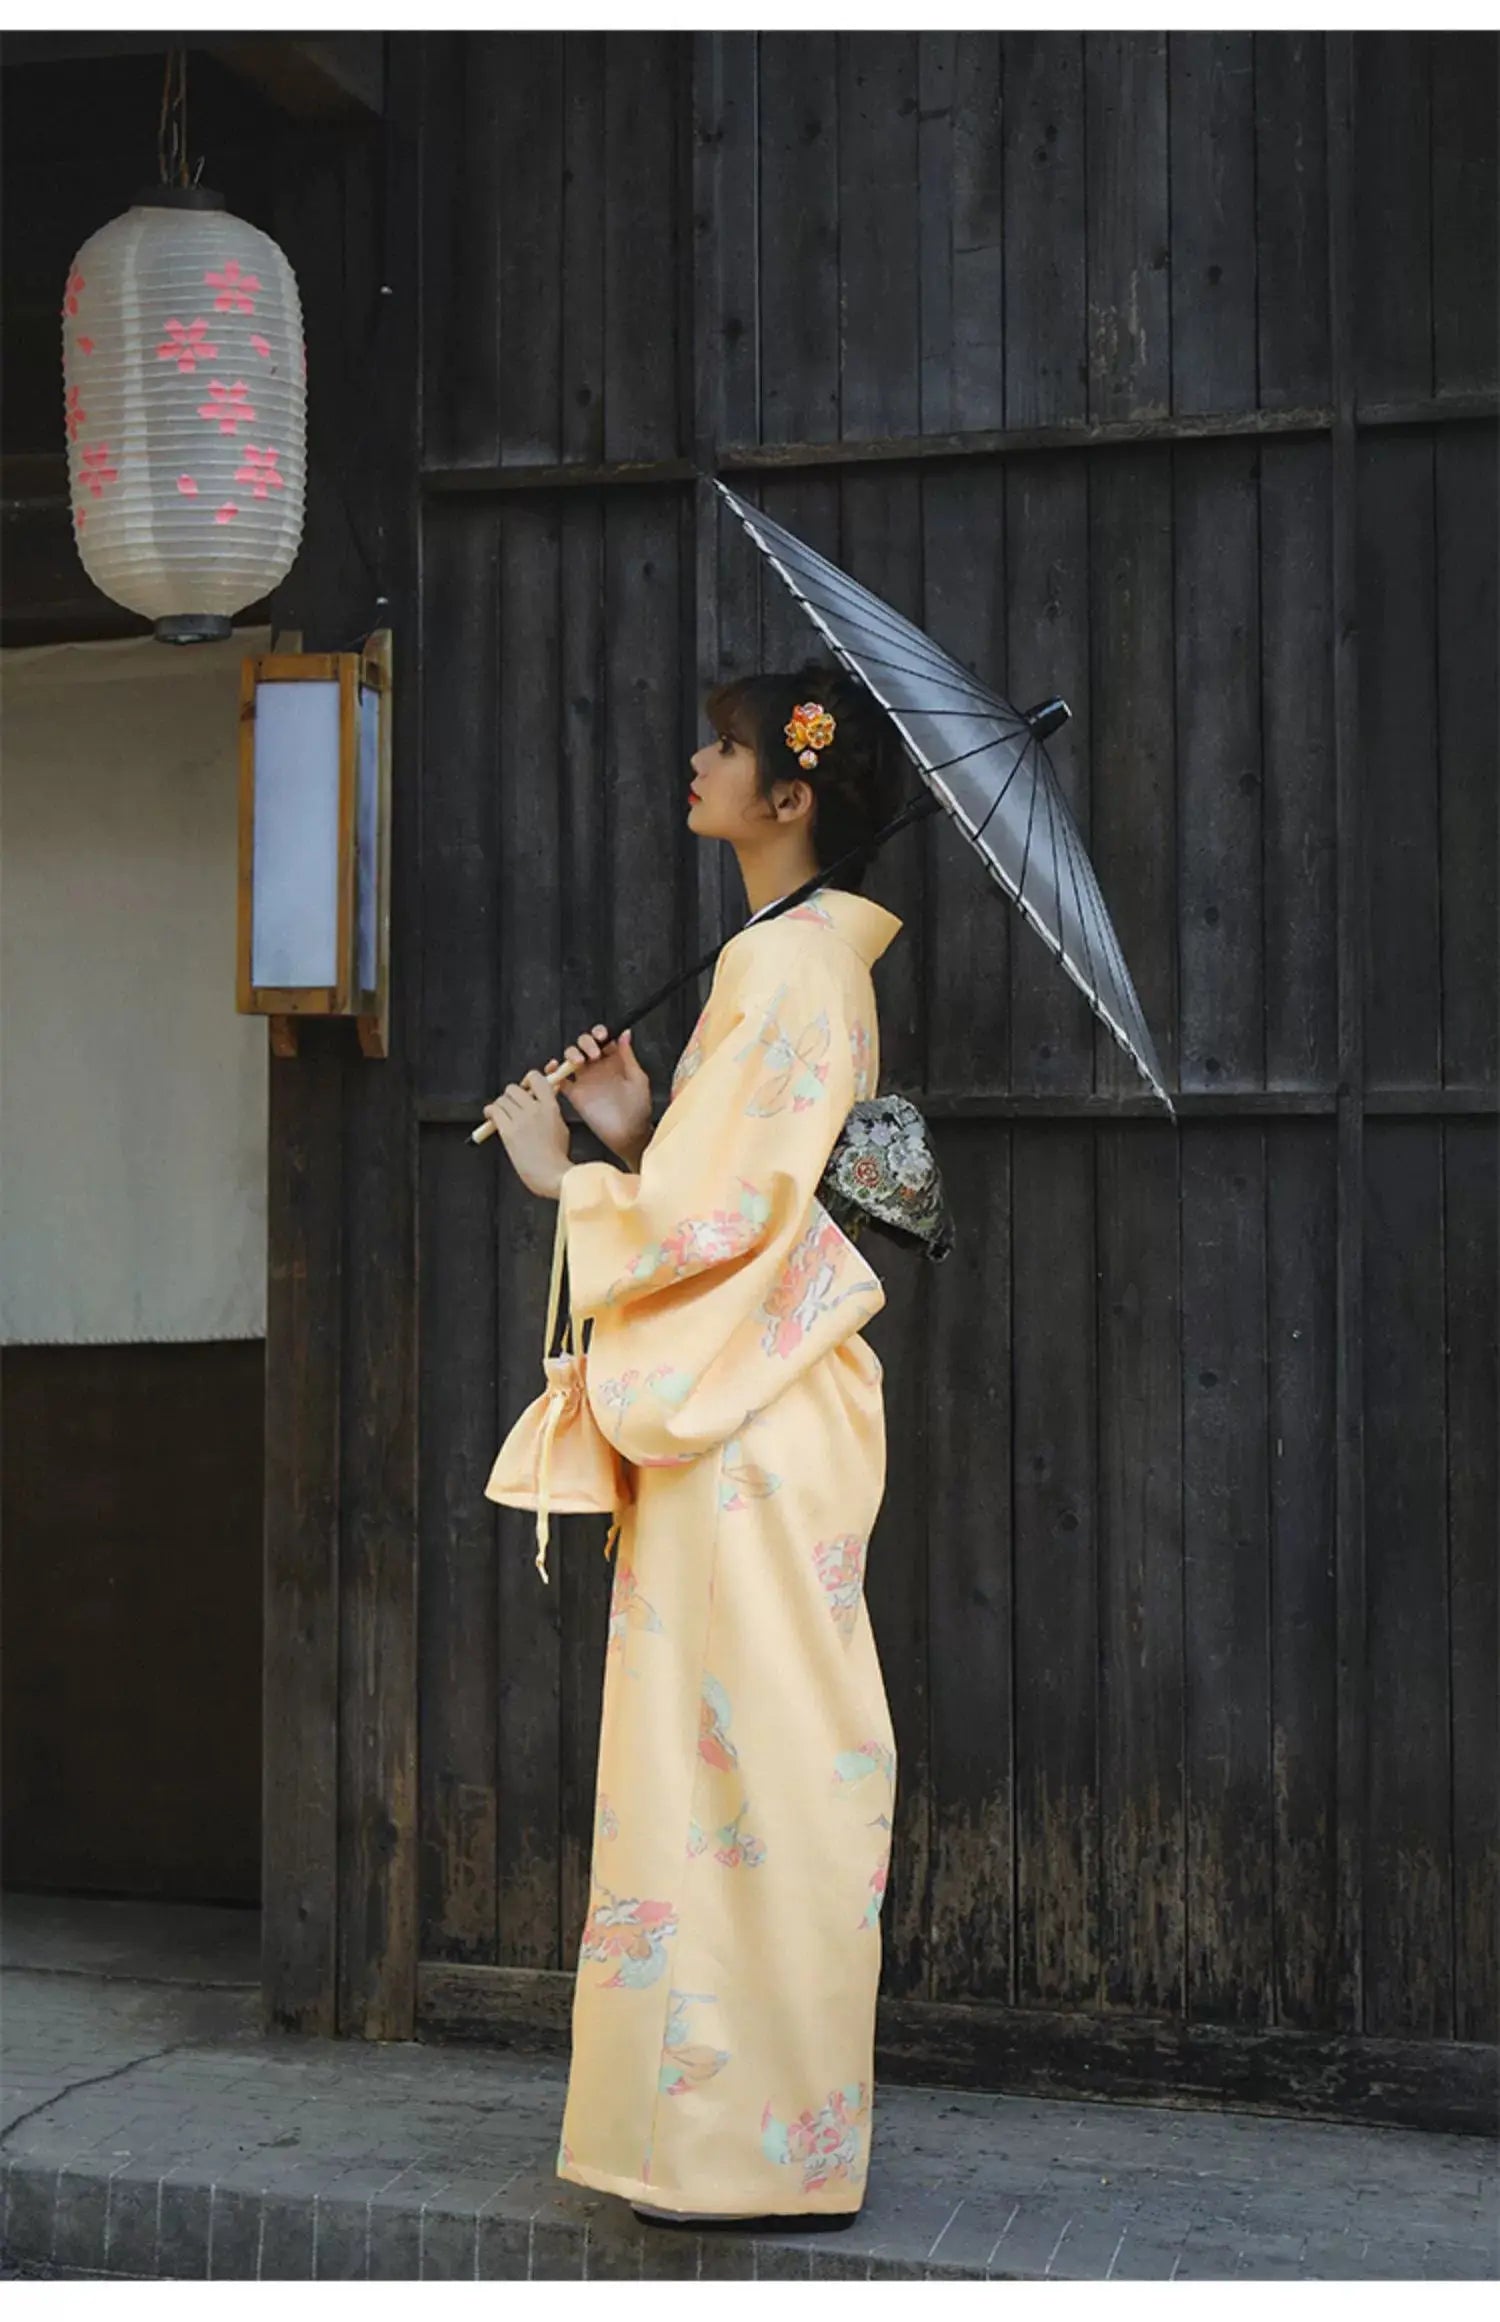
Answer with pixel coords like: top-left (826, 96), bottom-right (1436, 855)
top-left (785, 700), bottom-right (837, 770)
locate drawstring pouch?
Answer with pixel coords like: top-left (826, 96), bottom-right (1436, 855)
top-left (483, 1194), bottom-right (634, 1583)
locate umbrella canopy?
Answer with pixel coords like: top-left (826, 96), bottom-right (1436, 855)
top-left (714, 478), bottom-right (1174, 1117)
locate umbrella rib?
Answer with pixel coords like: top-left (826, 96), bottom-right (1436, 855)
top-left (1045, 759), bottom-right (1101, 1008)
top-left (780, 579), bottom-right (1013, 694)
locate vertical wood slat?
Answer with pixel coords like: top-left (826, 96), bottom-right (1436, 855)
top-left (1444, 1120), bottom-right (1500, 2044)
top-left (492, 505), bottom-right (566, 1970)
top-left (1085, 30), bottom-right (1170, 422)
top-left (1325, 29), bottom-right (1367, 2039)
top-left (555, 498), bottom-right (611, 1962)
top-left (1254, 33), bottom-right (1331, 413)
top-left (1168, 32), bottom-right (1257, 418)
top-left (335, 72), bottom-right (423, 2040)
top-left (691, 32), bottom-right (760, 953)
top-left (1181, 1125), bottom-right (1274, 2024)
top-left (1097, 1128), bottom-right (1185, 2013)
top-left (260, 116), bottom-right (358, 2039)
top-left (1012, 1129), bottom-right (1099, 2007)
top-left (1002, 32), bottom-right (1087, 434)
top-left (1430, 32), bottom-right (1500, 397)
top-left (925, 1128), bottom-right (1014, 2002)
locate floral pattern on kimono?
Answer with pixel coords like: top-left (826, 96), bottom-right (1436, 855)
top-left (659, 1990), bottom-right (730, 2096)
top-left (761, 2081), bottom-right (871, 2192)
top-left (579, 1887), bottom-right (678, 1989)
top-left (813, 1532), bottom-right (869, 1641)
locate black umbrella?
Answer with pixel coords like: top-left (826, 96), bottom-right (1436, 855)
top-left (472, 477), bottom-right (1173, 1144)
top-left (711, 479), bottom-right (1174, 1117)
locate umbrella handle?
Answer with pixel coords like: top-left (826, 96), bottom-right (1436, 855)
top-left (471, 1053), bottom-right (584, 1145)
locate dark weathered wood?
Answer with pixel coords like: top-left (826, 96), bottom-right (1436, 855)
top-left (1181, 1125), bottom-right (1274, 2024)
top-left (760, 33), bottom-right (839, 448)
top-left (1097, 1129), bottom-right (1185, 2013)
top-left (416, 1961), bottom-right (1500, 2138)
top-left (493, 502), bottom-right (567, 1968)
top-left (420, 34), bottom-right (502, 470)
top-left (499, 34), bottom-right (565, 466)
top-left (1004, 453), bottom-right (1094, 1092)
top-left (556, 486), bottom-right (614, 1958)
top-left (1001, 32), bottom-right (1086, 435)
top-left (263, 1025), bottom-right (344, 2032)
top-left (1363, 1126), bottom-right (1453, 2036)
top-left (1325, 30), bottom-right (1367, 2045)
top-left (1443, 1122), bottom-right (1500, 2045)
top-left (333, 92), bottom-right (422, 2042)
top-left (839, 33), bottom-right (920, 444)
top-left (1169, 33), bottom-right (1257, 418)
top-left (392, 28), bottom-right (1498, 2111)
top-left (1360, 435), bottom-right (1442, 1091)
top-left (1266, 1126), bottom-right (1340, 2026)
top-left (1175, 439), bottom-right (1264, 1089)
top-left (1085, 30), bottom-right (1170, 421)
top-left (1354, 32), bottom-right (1433, 404)
top-left (1255, 34), bottom-right (1331, 412)
top-left (925, 1127), bottom-right (1014, 2001)
top-left (1261, 437), bottom-right (1338, 1087)
top-left (1431, 33), bottom-right (1500, 397)
top-left (1436, 424), bottom-right (1500, 1090)
top-left (1011, 1129), bottom-right (1099, 2007)
top-left (602, 31), bottom-right (682, 464)
top-left (1089, 449), bottom-right (1177, 1099)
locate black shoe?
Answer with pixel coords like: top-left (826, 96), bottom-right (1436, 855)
top-left (631, 2202), bottom-right (859, 2233)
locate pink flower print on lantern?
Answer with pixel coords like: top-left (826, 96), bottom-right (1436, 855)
top-left (176, 476), bottom-right (199, 497)
top-left (157, 317), bottom-right (218, 374)
top-left (233, 443), bottom-right (284, 499)
top-left (61, 270), bottom-right (85, 319)
top-left (249, 333), bottom-right (272, 362)
top-left (197, 379), bottom-right (256, 435)
top-left (79, 443), bottom-right (118, 498)
top-left (213, 503), bottom-right (241, 526)
top-left (203, 257), bottom-right (260, 315)
top-left (76, 336), bottom-right (95, 356)
top-left (65, 387), bottom-right (86, 443)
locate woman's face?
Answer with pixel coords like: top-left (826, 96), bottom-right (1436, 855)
top-left (687, 716), bottom-right (808, 841)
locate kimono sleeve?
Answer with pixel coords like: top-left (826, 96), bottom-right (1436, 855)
top-left (557, 937), bottom-right (882, 1466)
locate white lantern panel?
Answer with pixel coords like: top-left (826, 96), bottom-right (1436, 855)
top-left (356, 681), bottom-right (381, 996)
top-left (250, 680), bottom-right (342, 990)
top-left (62, 201), bottom-right (307, 622)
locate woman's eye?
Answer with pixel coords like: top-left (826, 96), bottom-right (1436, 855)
top-left (716, 735), bottom-right (735, 754)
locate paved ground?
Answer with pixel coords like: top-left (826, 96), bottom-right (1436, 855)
top-left (2, 1892), bottom-right (1495, 2281)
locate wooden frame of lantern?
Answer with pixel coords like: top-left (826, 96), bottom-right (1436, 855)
top-left (237, 627), bottom-right (393, 1058)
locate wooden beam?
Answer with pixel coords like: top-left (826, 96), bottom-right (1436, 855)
top-left (415, 1960), bottom-right (1499, 2137)
top-left (0, 33), bottom-right (384, 119)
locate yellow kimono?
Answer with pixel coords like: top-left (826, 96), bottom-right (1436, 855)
top-left (552, 884), bottom-right (903, 2218)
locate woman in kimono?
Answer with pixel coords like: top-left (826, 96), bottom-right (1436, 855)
top-left (483, 664), bottom-right (906, 2229)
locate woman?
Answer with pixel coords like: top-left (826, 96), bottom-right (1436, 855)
top-left (483, 663), bottom-right (905, 2229)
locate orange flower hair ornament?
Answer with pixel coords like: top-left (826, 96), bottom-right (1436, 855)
top-left (785, 700), bottom-right (837, 770)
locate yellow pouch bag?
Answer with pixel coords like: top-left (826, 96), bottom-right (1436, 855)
top-left (483, 1193), bottom-right (633, 1582)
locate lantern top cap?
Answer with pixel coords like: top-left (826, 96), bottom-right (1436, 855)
top-left (128, 183), bottom-right (226, 213)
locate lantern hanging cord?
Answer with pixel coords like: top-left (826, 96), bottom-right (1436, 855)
top-left (156, 45), bottom-right (200, 190)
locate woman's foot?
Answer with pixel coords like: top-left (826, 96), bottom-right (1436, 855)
top-left (631, 2201), bottom-right (859, 2233)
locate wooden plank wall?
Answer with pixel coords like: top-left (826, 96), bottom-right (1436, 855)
top-left (273, 28), bottom-right (1498, 2116)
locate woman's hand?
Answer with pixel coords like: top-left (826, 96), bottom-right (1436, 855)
top-left (544, 1023), bottom-right (654, 1165)
top-left (482, 1070), bottom-right (572, 1199)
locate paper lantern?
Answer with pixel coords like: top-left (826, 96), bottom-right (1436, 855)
top-left (61, 186), bottom-right (306, 645)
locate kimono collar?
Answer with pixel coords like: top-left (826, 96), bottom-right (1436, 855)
top-left (746, 883), bottom-right (904, 969)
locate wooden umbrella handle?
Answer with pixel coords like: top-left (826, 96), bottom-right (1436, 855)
top-left (470, 1051), bottom-right (584, 1144)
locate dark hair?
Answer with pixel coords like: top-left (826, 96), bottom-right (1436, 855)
top-left (702, 661), bottom-right (906, 893)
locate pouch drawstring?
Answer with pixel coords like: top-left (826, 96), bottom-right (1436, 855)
top-left (533, 1195), bottom-right (627, 1582)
